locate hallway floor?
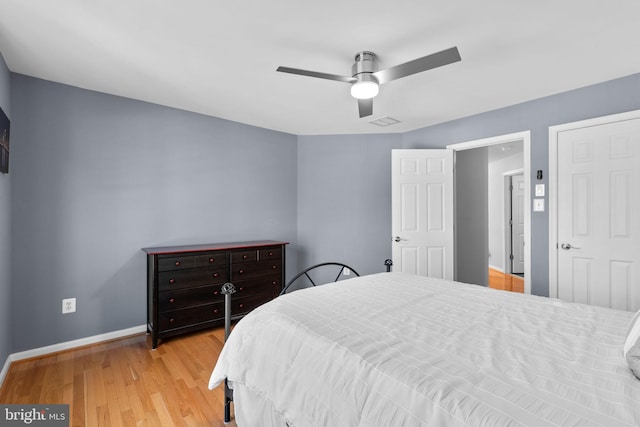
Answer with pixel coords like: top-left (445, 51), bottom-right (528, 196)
top-left (488, 268), bottom-right (524, 293)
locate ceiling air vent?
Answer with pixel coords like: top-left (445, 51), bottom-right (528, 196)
top-left (369, 116), bottom-right (401, 127)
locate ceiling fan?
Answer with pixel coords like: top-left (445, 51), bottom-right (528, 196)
top-left (276, 47), bottom-right (461, 118)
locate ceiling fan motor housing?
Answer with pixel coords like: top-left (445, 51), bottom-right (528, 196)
top-left (352, 51), bottom-right (378, 80)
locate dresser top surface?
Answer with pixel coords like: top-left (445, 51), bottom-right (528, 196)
top-left (142, 240), bottom-right (289, 255)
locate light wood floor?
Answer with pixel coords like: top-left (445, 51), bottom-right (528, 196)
top-left (488, 268), bottom-right (524, 293)
top-left (0, 328), bottom-right (236, 426)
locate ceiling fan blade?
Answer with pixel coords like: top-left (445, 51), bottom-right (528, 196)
top-left (276, 66), bottom-right (356, 83)
top-left (373, 47), bottom-right (461, 84)
top-left (358, 98), bottom-right (373, 118)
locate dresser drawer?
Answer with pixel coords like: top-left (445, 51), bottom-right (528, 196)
top-left (195, 253), bottom-right (227, 267)
top-left (159, 302), bottom-right (224, 330)
top-left (158, 252), bottom-right (227, 272)
top-left (158, 266), bottom-right (227, 291)
top-left (231, 250), bottom-right (258, 263)
top-left (159, 285), bottom-right (224, 311)
top-left (158, 255), bottom-right (196, 272)
top-left (231, 260), bottom-right (281, 280)
top-left (233, 276), bottom-right (282, 298)
top-left (259, 246), bottom-right (282, 260)
top-left (231, 291), bottom-right (277, 315)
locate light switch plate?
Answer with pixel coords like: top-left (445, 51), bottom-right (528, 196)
top-left (533, 198), bottom-right (545, 212)
top-left (535, 184), bottom-right (545, 197)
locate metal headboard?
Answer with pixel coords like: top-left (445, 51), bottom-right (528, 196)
top-left (279, 262), bottom-right (360, 295)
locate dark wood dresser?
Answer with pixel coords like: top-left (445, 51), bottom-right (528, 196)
top-left (143, 240), bottom-right (288, 349)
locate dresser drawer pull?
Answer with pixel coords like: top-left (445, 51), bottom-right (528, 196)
top-left (169, 318), bottom-right (175, 323)
top-left (213, 309), bottom-right (219, 315)
top-left (209, 258), bottom-right (215, 263)
top-left (242, 255), bottom-right (248, 260)
top-left (268, 251), bottom-right (274, 256)
top-left (213, 272), bottom-right (219, 278)
top-left (239, 287), bottom-right (244, 292)
top-left (175, 261), bottom-right (181, 266)
top-left (169, 298), bottom-right (175, 304)
top-left (238, 303), bottom-right (244, 309)
top-left (238, 269), bottom-right (244, 274)
top-left (272, 265), bottom-right (277, 269)
top-left (214, 290), bottom-right (219, 296)
top-left (272, 281), bottom-right (277, 286)
top-left (169, 278), bottom-right (176, 285)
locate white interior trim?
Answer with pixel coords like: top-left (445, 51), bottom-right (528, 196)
top-left (0, 356), bottom-right (11, 390)
top-left (0, 324), bottom-right (147, 389)
top-left (448, 131), bottom-right (531, 294)
top-left (489, 264), bottom-right (505, 273)
top-left (548, 109), bottom-right (640, 299)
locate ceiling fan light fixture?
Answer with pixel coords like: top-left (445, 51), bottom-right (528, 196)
top-left (276, 47), bottom-right (460, 118)
top-left (350, 75), bottom-right (379, 99)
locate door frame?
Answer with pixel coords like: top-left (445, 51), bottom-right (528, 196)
top-left (447, 130), bottom-right (531, 294)
top-left (548, 109), bottom-right (640, 299)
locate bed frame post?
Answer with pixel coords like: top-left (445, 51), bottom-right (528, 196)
top-left (221, 282), bottom-right (236, 423)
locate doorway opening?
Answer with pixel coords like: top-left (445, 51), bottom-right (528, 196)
top-left (448, 131), bottom-right (531, 294)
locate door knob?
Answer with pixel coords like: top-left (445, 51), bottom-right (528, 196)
top-left (560, 243), bottom-right (581, 250)
top-left (393, 236), bottom-right (405, 243)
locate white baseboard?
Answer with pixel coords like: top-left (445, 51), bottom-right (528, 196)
top-left (0, 355), bottom-right (10, 391)
top-left (0, 324), bottom-right (147, 389)
top-left (489, 264), bottom-right (505, 273)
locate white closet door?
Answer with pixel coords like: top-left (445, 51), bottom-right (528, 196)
top-left (555, 117), bottom-right (640, 311)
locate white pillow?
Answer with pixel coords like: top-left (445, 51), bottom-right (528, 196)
top-left (624, 309), bottom-right (640, 379)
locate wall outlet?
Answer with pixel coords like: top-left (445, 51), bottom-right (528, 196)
top-left (343, 267), bottom-right (350, 276)
top-left (62, 298), bottom-right (76, 314)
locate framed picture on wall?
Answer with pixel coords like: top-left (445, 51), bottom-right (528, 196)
top-left (0, 106), bottom-right (9, 174)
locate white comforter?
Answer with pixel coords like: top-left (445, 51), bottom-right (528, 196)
top-left (209, 272), bottom-right (640, 426)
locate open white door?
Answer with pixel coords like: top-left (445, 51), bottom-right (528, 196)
top-left (391, 149), bottom-right (454, 280)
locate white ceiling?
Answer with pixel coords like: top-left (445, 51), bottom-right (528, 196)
top-left (1, 1), bottom-right (639, 136)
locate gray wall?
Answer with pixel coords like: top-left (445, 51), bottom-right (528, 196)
top-left (402, 72), bottom-right (640, 296)
top-left (10, 75), bottom-right (298, 352)
top-left (297, 134), bottom-right (401, 276)
top-left (0, 54), bottom-right (11, 367)
top-left (455, 147), bottom-right (488, 286)
top-left (6, 69), bottom-right (640, 354)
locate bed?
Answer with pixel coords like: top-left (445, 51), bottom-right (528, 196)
top-left (209, 272), bottom-right (640, 426)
